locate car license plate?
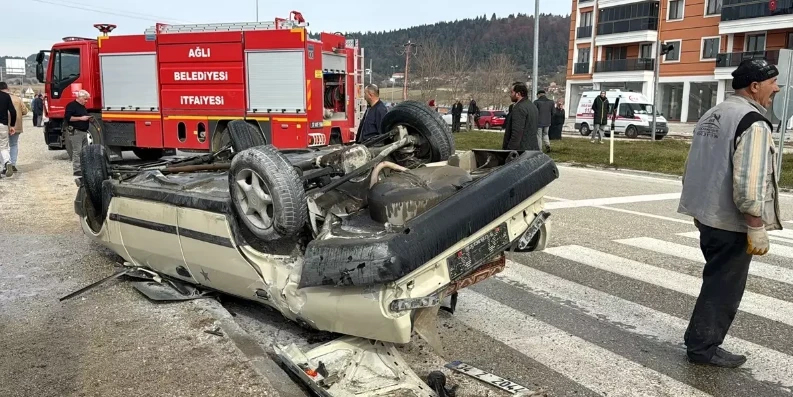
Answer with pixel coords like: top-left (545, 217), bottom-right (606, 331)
top-left (445, 361), bottom-right (533, 394)
top-left (446, 222), bottom-right (510, 280)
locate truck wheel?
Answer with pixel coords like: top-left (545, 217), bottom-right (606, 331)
top-left (579, 124), bottom-right (591, 136)
top-left (80, 144), bottom-right (109, 218)
top-left (213, 120), bottom-right (267, 155)
top-left (625, 126), bottom-right (638, 139)
top-left (381, 101), bottom-right (454, 167)
top-left (229, 145), bottom-right (307, 241)
top-left (132, 148), bottom-right (165, 161)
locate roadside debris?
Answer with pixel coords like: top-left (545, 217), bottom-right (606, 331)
top-left (445, 361), bottom-right (542, 395)
top-left (426, 371), bottom-right (459, 397)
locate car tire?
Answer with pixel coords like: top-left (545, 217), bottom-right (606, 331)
top-left (579, 124), bottom-right (591, 136)
top-left (229, 145), bottom-right (307, 241)
top-left (132, 148), bottom-right (165, 161)
top-left (80, 143), bottom-right (109, 217)
top-left (625, 125), bottom-right (639, 139)
top-left (654, 134), bottom-right (665, 141)
top-left (381, 100), bottom-right (454, 166)
top-left (485, 122), bottom-right (491, 129)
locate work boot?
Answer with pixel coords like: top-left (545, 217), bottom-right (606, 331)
top-left (4, 162), bottom-right (13, 177)
top-left (11, 164), bottom-right (17, 172)
top-left (688, 347), bottom-right (747, 368)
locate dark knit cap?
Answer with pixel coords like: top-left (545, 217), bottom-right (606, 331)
top-left (732, 58), bottom-right (779, 90)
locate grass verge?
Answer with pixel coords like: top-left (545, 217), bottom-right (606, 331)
top-left (453, 131), bottom-right (793, 189)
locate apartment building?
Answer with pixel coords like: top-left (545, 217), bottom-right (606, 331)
top-left (564, 0), bottom-right (793, 124)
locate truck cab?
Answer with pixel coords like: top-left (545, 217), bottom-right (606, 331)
top-left (36, 36), bottom-right (102, 151)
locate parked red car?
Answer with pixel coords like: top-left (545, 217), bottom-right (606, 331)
top-left (476, 110), bottom-right (507, 129)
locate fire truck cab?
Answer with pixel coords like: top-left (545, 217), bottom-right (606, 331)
top-left (36, 12), bottom-right (366, 162)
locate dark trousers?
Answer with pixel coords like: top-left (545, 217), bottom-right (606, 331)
top-left (684, 221), bottom-right (752, 361)
top-left (452, 115), bottom-right (461, 132)
top-left (33, 113), bottom-right (42, 127)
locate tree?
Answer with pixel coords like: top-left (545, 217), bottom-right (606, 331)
top-left (446, 44), bottom-right (472, 101)
top-left (469, 53), bottom-right (520, 110)
top-left (412, 39), bottom-right (446, 103)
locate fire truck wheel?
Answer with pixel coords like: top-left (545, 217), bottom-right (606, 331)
top-left (228, 145), bottom-right (307, 241)
top-left (132, 148), bottom-right (165, 161)
top-left (381, 101), bottom-right (454, 167)
top-left (224, 120), bottom-right (267, 154)
top-left (80, 144), bottom-right (109, 217)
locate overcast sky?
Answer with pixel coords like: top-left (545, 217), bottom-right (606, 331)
top-left (4, 0), bottom-right (569, 57)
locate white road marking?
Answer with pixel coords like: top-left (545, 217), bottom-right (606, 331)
top-left (497, 262), bottom-right (793, 391)
top-left (545, 195), bottom-right (692, 224)
top-left (454, 290), bottom-right (714, 397)
top-left (544, 245), bottom-right (793, 327)
top-left (678, 231), bottom-right (793, 258)
top-left (544, 193), bottom-right (681, 210)
top-left (616, 237), bottom-right (793, 284)
top-left (771, 229), bottom-right (793, 240)
top-left (556, 165), bottom-right (684, 186)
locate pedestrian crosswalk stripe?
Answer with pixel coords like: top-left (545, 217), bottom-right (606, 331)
top-left (771, 229), bottom-right (793, 240)
top-left (616, 237), bottom-right (793, 285)
top-left (496, 261), bottom-right (793, 391)
top-left (544, 193), bottom-right (681, 210)
top-left (543, 245), bottom-right (793, 327)
top-left (454, 290), bottom-right (715, 397)
top-left (677, 231), bottom-right (793, 258)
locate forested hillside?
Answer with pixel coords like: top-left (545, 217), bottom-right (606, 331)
top-left (346, 13), bottom-right (569, 80)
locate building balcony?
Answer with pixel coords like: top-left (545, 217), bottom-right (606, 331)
top-left (719, 0), bottom-right (793, 34)
top-left (595, 17), bottom-right (658, 46)
top-left (574, 62), bottom-right (591, 74)
top-left (577, 26), bottom-right (593, 39)
top-left (594, 58), bottom-right (655, 73)
top-left (713, 50), bottom-right (780, 79)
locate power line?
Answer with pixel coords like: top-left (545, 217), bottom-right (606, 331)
top-left (29, 0), bottom-right (189, 24)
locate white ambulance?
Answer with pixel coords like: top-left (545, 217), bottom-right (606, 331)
top-left (574, 90), bottom-right (669, 140)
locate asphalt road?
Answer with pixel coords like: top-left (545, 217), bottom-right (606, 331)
top-left (4, 115), bottom-right (793, 396)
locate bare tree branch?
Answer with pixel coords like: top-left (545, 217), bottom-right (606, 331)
top-left (412, 39), bottom-right (446, 103)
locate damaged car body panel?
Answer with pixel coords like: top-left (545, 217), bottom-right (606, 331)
top-left (74, 102), bottom-right (557, 395)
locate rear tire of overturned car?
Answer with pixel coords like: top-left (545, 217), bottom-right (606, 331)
top-left (382, 101), bottom-right (454, 166)
top-left (80, 143), bottom-right (109, 217)
top-left (229, 145), bottom-right (307, 241)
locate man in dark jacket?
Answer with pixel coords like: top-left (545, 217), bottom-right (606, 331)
top-left (31, 94), bottom-right (44, 127)
top-left (451, 98), bottom-right (463, 133)
top-left (591, 90), bottom-right (609, 144)
top-left (467, 97), bottom-right (479, 130)
top-left (534, 90), bottom-right (555, 152)
top-left (502, 82), bottom-right (539, 151)
top-left (355, 84), bottom-right (389, 143)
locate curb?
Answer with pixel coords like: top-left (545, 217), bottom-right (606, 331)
top-left (194, 299), bottom-right (308, 397)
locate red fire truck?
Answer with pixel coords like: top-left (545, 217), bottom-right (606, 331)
top-left (35, 11), bottom-right (366, 161)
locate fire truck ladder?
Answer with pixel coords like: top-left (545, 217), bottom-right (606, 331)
top-left (143, 20), bottom-right (302, 35)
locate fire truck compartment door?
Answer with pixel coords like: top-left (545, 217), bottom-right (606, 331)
top-left (322, 53), bottom-right (346, 73)
top-left (100, 53), bottom-right (160, 111)
top-left (246, 50), bottom-right (306, 114)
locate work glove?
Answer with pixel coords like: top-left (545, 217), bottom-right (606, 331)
top-left (746, 225), bottom-right (770, 256)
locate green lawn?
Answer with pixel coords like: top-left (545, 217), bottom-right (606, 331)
top-left (453, 131), bottom-right (793, 189)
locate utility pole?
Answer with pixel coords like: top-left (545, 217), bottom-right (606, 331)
top-left (652, 41), bottom-right (674, 141)
top-left (533, 0), bottom-right (540, 100)
top-left (369, 59), bottom-right (373, 84)
top-left (390, 65), bottom-right (398, 103)
top-left (397, 40), bottom-right (420, 101)
top-left (255, 0), bottom-right (258, 22)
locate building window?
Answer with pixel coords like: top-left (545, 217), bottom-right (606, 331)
top-left (640, 43), bottom-right (653, 59)
top-left (581, 11), bottom-right (593, 27)
top-left (746, 34), bottom-right (765, 53)
top-left (578, 48), bottom-right (591, 63)
top-left (597, 2), bottom-right (660, 35)
top-left (605, 46), bottom-right (628, 60)
top-left (701, 37), bottom-right (720, 60)
top-left (668, 0), bottom-right (684, 20)
top-left (705, 0), bottom-right (721, 15)
top-left (664, 40), bottom-right (681, 62)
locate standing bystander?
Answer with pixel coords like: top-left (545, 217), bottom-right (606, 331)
top-left (591, 91), bottom-right (609, 144)
top-left (451, 98), bottom-right (463, 133)
top-left (678, 59), bottom-right (782, 368)
top-left (64, 90), bottom-right (93, 177)
top-left (502, 82), bottom-right (539, 151)
top-left (31, 93), bottom-right (44, 127)
top-left (0, 82), bottom-right (17, 178)
top-left (3, 88), bottom-right (28, 173)
top-left (534, 90), bottom-right (555, 152)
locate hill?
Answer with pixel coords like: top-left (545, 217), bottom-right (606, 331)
top-left (342, 13), bottom-right (571, 108)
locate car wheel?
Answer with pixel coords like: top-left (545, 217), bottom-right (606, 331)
top-left (485, 122), bottom-right (491, 129)
top-left (625, 125), bottom-right (638, 139)
top-left (654, 134), bottom-right (665, 141)
top-left (80, 144), bottom-right (109, 218)
top-left (579, 124), bottom-right (591, 136)
top-left (381, 101), bottom-right (454, 167)
top-left (132, 148), bottom-right (165, 161)
top-left (229, 145), bottom-right (307, 241)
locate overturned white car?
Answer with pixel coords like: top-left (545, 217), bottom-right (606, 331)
top-left (73, 101), bottom-right (557, 395)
